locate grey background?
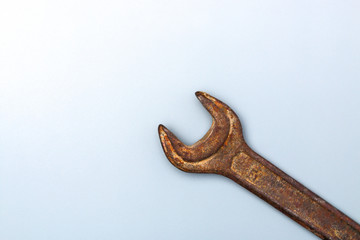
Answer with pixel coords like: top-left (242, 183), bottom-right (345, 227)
top-left (1, 0), bottom-right (359, 239)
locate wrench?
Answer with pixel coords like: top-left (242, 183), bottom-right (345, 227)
top-left (158, 91), bottom-right (360, 240)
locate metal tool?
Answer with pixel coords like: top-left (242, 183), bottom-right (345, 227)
top-left (158, 91), bottom-right (360, 240)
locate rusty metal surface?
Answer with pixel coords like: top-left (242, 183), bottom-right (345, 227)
top-left (158, 91), bottom-right (360, 240)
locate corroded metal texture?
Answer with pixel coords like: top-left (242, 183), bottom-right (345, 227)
top-left (158, 91), bottom-right (360, 240)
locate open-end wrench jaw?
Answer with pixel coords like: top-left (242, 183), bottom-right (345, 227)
top-left (158, 91), bottom-right (246, 175)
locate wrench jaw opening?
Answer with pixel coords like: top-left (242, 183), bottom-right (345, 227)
top-left (158, 91), bottom-right (246, 175)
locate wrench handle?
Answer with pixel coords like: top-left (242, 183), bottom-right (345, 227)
top-left (225, 148), bottom-right (360, 240)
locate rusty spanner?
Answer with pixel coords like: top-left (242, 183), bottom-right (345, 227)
top-left (158, 91), bottom-right (360, 240)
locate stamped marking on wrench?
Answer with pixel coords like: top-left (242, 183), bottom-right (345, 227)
top-left (158, 91), bottom-right (360, 240)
